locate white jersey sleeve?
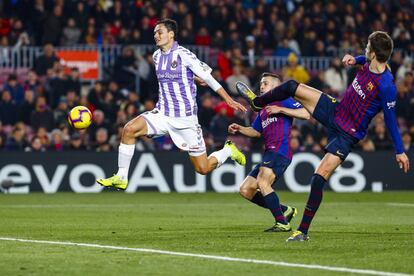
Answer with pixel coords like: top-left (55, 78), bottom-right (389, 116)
top-left (178, 47), bottom-right (222, 92)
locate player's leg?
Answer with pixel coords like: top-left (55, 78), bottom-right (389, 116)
top-left (189, 140), bottom-right (246, 175)
top-left (287, 153), bottom-right (342, 242)
top-left (96, 116), bottom-right (149, 190)
top-left (236, 81), bottom-right (322, 115)
top-left (256, 167), bottom-right (291, 232)
top-left (239, 175), bottom-right (265, 205)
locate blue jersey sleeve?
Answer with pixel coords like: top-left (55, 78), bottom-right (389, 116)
top-left (355, 55), bottom-right (367, 65)
top-left (282, 98), bottom-right (302, 109)
top-left (379, 76), bottom-right (404, 154)
top-left (251, 115), bottom-right (262, 133)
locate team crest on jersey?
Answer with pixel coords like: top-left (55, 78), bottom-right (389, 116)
top-left (367, 82), bottom-right (374, 91)
top-left (171, 60), bottom-right (177, 68)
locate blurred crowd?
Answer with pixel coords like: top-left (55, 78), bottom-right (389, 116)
top-left (0, 0), bottom-right (413, 153)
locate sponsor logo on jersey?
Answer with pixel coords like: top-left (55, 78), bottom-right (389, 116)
top-left (158, 72), bottom-right (182, 79)
top-left (352, 79), bottom-right (366, 99)
top-left (261, 117), bottom-right (278, 128)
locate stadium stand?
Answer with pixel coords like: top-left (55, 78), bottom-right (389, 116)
top-left (0, 0), bottom-right (413, 152)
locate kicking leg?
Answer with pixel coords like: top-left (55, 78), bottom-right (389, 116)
top-left (190, 140), bottom-right (246, 175)
top-left (287, 153), bottom-right (342, 242)
top-left (237, 80), bottom-right (322, 115)
top-left (97, 116), bottom-right (148, 190)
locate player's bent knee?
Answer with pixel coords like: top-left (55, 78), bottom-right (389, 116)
top-left (239, 187), bottom-right (252, 199)
top-left (195, 166), bottom-right (209, 175)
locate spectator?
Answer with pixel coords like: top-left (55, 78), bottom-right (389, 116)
top-left (25, 135), bottom-right (46, 152)
top-left (93, 128), bottom-right (112, 152)
top-left (324, 58), bottom-right (348, 97)
top-left (69, 132), bottom-right (87, 150)
top-left (209, 103), bottom-right (231, 148)
top-left (30, 96), bottom-right (54, 131)
top-left (5, 126), bottom-right (28, 151)
top-left (225, 65), bottom-right (251, 96)
top-left (4, 74), bottom-right (25, 105)
top-left (60, 17), bottom-right (81, 46)
top-left (113, 47), bottom-right (138, 90)
top-left (66, 67), bottom-right (81, 96)
top-left (19, 89), bottom-right (36, 124)
top-left (49, 129), bottom-right (65, 151)
top-left (42, 4), bottom-right (64, 45)
top-left (402, 131), bottom-right (413, 152)
top-left (0, 90), bottom-right (19, 125)
top-left (283, 53), bottom-right (310, 84)
top-left (34, 44), bottom-right (59, 76)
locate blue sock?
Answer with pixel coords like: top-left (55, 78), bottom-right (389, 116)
top-left (254, 80), bottom-right (299, 107)
top-left (298, 174), bottom-right (326, 234)
top-left (251, 192), bottom-right (288, 212)
top-left (250, 192), bottom-right (267, 208)
top-left (264, 192), bottom-right (287, 224)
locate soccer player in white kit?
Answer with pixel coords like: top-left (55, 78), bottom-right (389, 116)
top-left (97, 19), bottom-right (247, 190)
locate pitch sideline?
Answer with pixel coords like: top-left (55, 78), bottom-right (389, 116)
top-left (0, 237), bottom-right (411, 276)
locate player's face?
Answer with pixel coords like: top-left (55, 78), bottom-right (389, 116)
top-left (154, 24), bottom-right (173, 47)
top-left (260, 77), bottom-right (280, 95)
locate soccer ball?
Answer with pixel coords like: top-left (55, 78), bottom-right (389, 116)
top-left (68, 106), bottom-right (92, 129)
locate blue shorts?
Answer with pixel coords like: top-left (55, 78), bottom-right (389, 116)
top-left (312, 93), bottom-right (359, 160)
top-left (248, 151), bottom-right (291, 182)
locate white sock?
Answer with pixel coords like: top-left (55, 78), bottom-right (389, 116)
top-left (116, 143), bottom-right (135, 180)
top-left (208, 146), bottom-right (232, 168)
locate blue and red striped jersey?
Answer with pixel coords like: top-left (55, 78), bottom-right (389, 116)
top-left (334, 55), bottom-right (404, 153)
top-left (252, 98), bottom-right (302, 160)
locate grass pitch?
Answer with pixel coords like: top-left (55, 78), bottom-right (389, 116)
top-left (0, 192), bottom-right (413, 275)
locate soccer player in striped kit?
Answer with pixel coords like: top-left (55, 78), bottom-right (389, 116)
top-left (230, 73), bottom-right (310, 232)
top-left (97, 19), bottom-right (246, 190)
top-left (236, 31), bottom-right (410, 241)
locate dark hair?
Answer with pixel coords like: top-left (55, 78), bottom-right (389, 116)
top-left (156, 18), bottom-right (178, 40)
top-left (261, 72), bottom-right (282, 82)
top-left (368, 31), bottom-right (393, 63)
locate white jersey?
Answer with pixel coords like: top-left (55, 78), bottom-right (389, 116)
top-left (152, 42), bottom-right (221, 117)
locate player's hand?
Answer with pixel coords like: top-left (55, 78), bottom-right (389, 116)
top-left (342, 54), bottom-right (356, 66)
top-left (226, 99), bottom-right (247, 113)
top-left (396, 153), bottom-right (410, 173)
top-left (228, 123), bottom-right (240, 134)
top-left (265, 105), bottom-right (282, 115)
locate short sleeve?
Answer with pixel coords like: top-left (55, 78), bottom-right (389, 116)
top-left (282, 98), bottom-right (303, 109)
top-left (251, 115), bottom-right (263, 133)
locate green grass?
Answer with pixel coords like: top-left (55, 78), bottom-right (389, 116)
top-left (0, 192), bottom-right (413, 275)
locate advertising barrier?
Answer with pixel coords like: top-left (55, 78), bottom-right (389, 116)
top-left (0, 151), bottom-right (412, 193)
top-left (56, 50), bottom-right (100, 80)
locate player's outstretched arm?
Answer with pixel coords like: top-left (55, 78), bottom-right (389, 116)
top-left (178, 48), bottom-right (247, 113)
top-left (265, 106), bottom-right (310, 120)
top-left (228, 123), bottom-right (261, 138)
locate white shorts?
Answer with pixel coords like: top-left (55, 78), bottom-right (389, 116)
top-left (140, 109), bottom-right (206, 156)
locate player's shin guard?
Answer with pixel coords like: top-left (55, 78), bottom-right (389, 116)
top-left (253, 80), bottom-right (299, 107)
top-left (298, 173), bottom-right (326, 234)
